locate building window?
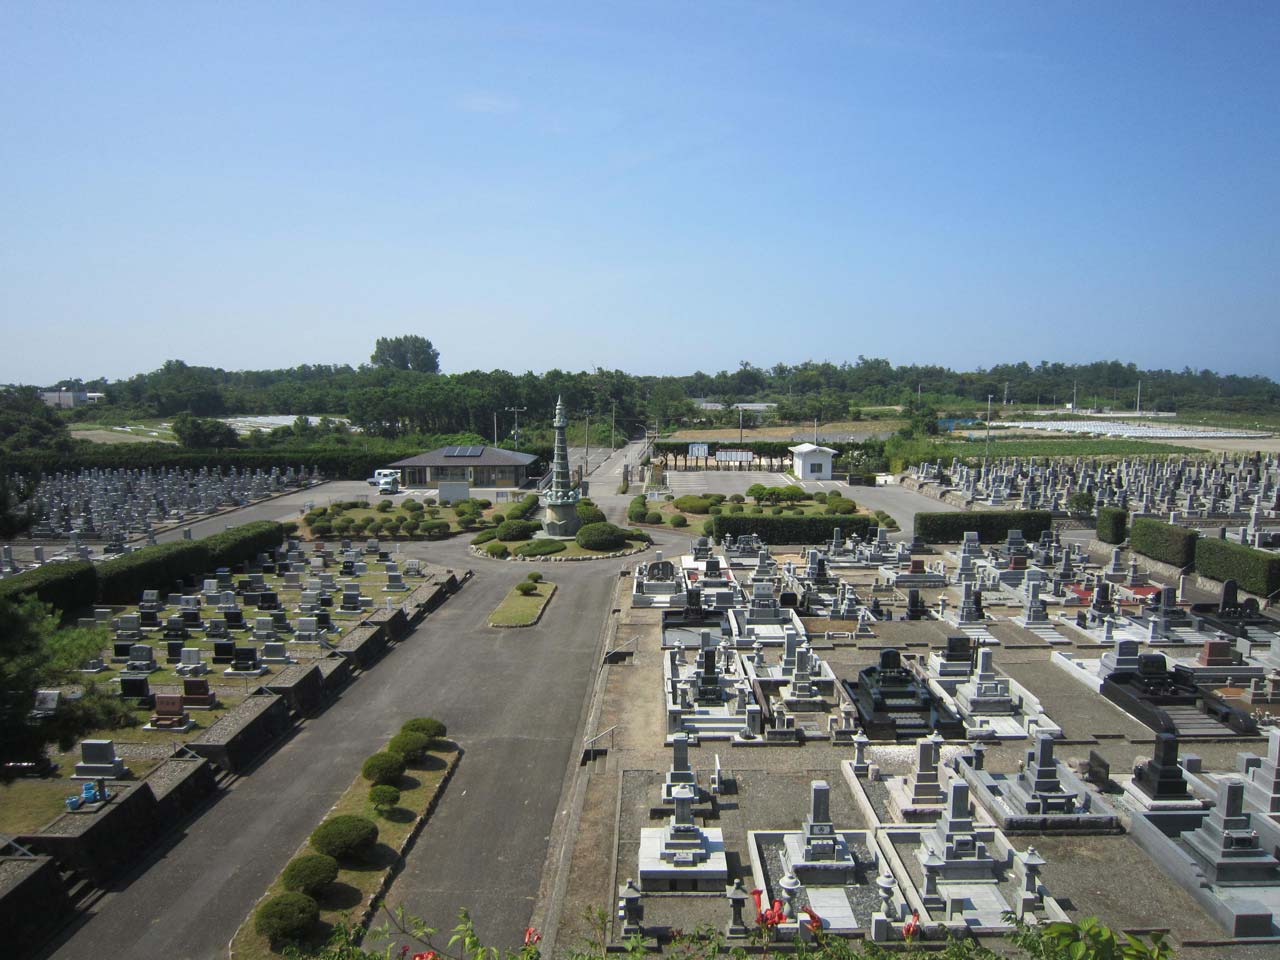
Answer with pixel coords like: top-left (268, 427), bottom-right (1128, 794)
top-left (810, 462), bottom-right (823, 474)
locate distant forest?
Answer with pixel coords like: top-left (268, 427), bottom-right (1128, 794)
top-left (41, 344), bottom-right (1280, 443)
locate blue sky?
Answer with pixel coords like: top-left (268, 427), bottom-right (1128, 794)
top-left (2, 2), bottom-right (1277, 384)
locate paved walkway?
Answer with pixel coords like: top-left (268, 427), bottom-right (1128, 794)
top-left (40, 531), bottom-right (625, 958)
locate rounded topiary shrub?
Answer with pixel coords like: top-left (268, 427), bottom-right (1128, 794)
top-left (645, 511), bottom-right (663, 524)
top-left (361, 751), bottom-right (406, 785)
top-left (369, 784), bottom-right (401, 811)
top-left (310, 814), bottom-right (379, 860)
top-left (401, 717), bottom-right (446, 739)
top-left (516, 581), bottom-right (537, 596)
top-left (486, 541), bottom-right (510, 559)
top-left (281, 854), bottom-right (339, 897)
top-left (254, 892), bottom-right (319, 946)
top-left (669, 514), bottom-right (688, 528)
top-left (702, 519), bottom-right (714, 536)
top-left (497, 519), bottom-right (541, 541)
top-left (575, 521), bottom-right (628, 551)
top-left (387, 731), bottom-right (431, 762)
top-left (527, 571), bottom-right (543, 583)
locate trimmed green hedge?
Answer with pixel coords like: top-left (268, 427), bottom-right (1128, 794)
top-left (203, 521), bottom-right (285, 568)
top-left (515, 538), bottom-right (566, 557)
top-left (496, 519), bottom-right (541, 541)
top-left (576, 522), bottom-right (628, 551)
top-left (673, 495), bottom-right (713, 514)
top-left (361, 751), bottom-right (406, 785)
top-left (1195, 538), bottom-right (1280, 598)
top-left (627, 495), bottom-right (648, 523)
top-left (1096, 507), bottom-right (1127, 545)
top-left (309, 814), bottom-right (378, 860)
top-left (96, 541), bottom-right (214, 604)
top-left (576, 501), bottom-right (606, 525)
top-left (280, 854), bottom-right (338, 896)
top-left (254, 892), bottom-right (318, 946)
top-left (914, 510), bottom-right (1052, 544)
top-left (505, 494), bottom-right (541, 521)
top-left (0, 561), bottom-right (97, 620)
top-left (712, 514), bottom-right (872, 544)
top-left (1130, 518), bottom-right (1199, 568)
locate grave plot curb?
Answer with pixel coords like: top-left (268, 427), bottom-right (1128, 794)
top-left (488, 583), bottom-right (558, 629)
top-left (226, 745), bottom-right (462, 960)
top-left (468, 541), bottom-right (651, 563)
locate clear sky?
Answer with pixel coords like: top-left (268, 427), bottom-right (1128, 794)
top-left (2, 2), bottom-right (1277, 384)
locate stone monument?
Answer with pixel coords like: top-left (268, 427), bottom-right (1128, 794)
top-left (540, 396), bottom-right (581, 537)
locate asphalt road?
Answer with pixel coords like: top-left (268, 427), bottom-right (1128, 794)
top-left (40, 525), bottom-right (626, 958)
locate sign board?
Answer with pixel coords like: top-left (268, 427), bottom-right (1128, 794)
top-left (715, 449), bottom-right (754, 463)
top-left (688, 443), bottom-right (710, 459)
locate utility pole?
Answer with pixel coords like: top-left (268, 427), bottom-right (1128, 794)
top-left (493, 412), bottom-right (498, 446)
top-left (813, 418), bottom-right (818, 443)
top-left (1003, 382), bottom-right (1009, 406)
top-left (986, 394), bottom-right (993, 463)
top-left (738, 406), bottom-right (744, 444)
top-left (1136, 380), bottom-right (1142, 414)
top-left (584, 410), bottom-right (591, 474)
top-left (505, 406), bottom-right (526, 447)
top-left (610, 400), bottom-right (616, 451)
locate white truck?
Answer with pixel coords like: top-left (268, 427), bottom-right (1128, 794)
top-left (368, 469), bottom-right (401, 492)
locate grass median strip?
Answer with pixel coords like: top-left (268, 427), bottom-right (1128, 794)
top-left (489, 580), bottom-right (557, 628)
top-left (229, 740), bottom-right (460, 960)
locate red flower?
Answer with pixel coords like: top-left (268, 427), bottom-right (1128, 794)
top-left (902, 911), bottom-right (920, 941)
top-left (523, 928), bottom-right (542, 946)
top-left (413, 952), bottom-right (440, 960)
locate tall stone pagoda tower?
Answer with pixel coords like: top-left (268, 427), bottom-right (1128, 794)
top-left (541, 396), bottom-right (581, 537)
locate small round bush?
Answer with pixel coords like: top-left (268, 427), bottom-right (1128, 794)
top-left (813, 491), bottom-right (828, 503)
top-left (368, 784), bottom-right (401, 811)
top-left (486, 541), bottom-right (510, 559)
top-left (576, 502), bottom-right (606, 525)
top-left (281, 854), bottom-right (339, 897)
top-left (310, 521), bottom-right (333, 537)
top-left (729, 493), bottom-right (745, 503)
top-left (664, 494), bottom-right (674, 501)
top-left (645, 511), bottom-right (663, 524)
top-left (702, 519), bottom-right (714, 536)
top-left (771, 506), bottom-right (784, 516)
top-left (376, 500), bottom-right (394, 512)
top-left (576, 521), bottom-right (629, 550)
top-left (402, 717), bottom-right (447, 739)
top-left (673, 495), bottom-right (712, 514)
top-left (729, 503), bottom-right (744, 513)
top-left (516, 581), bottom-right (537, 596)
top-left (361, 751), bottom-right (406, 785)
top-left (527, 571), bottom-right (543, 583)
top-left (254, 892), bottom-right (319, 946)
top-left (310, 814), bottom-right (379, 860)
top-left (388, 731), bottom-right (431, 762)
top-left (709, 506), bottom-right (722, 515)
top-left (669, 514), bottom-right (688, 528)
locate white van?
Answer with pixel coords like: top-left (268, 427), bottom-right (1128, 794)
top-left (368, 469), bottom-right (400, 487)
top-left (377, 476), bottom-right (400, 494)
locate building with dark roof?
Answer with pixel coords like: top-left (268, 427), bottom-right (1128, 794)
top-left (388, 445), bottom-right (540, 489)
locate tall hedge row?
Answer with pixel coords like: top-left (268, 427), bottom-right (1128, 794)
top-left (712, 514), bottom-right (872, 544)
top-left (0, 521), bottom-right (286, 616)
top-left (203, 521), bottom-right (286, 568)
top-left (0, 561), bottom-right (98, 620)
top-left (1194, 538), bottom-right (1280, 599)
top-left (1096, 507), bottom-right (1128, 545)
top-left (1130, 518), bottom-right (1199, 568)
top-left (96, 542), bottom-right (215, 604)
top-left (913, 510), bottom-right (1052, 544)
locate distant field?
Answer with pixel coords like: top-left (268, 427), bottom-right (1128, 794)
top-left (930, 438), bottom-right (1200, 460)
top-left (671, 419), bottom-right (906, 442)
top-left (71, 421), bottom-right (177, 444)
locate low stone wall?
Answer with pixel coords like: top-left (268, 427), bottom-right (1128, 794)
top-left (316, 653), bottom-right (353, 693)
top-left (187, 691), bottom-right (291, 773)
top-left (17, 780), bottom-right (159, 885)
top-left (366, 605), bottom-right (409, 641)
top-left (145, 755), bottom-right (218, 823)
top-left (1, 853), bottom-right (73, 958)
top-left (265, 662), bottom-right (326, 716)
top-left (335, 623), bottom-right (389, 669)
